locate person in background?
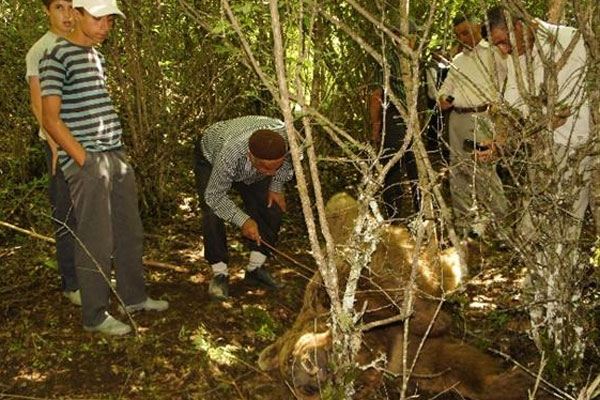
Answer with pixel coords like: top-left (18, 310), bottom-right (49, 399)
top-left (438, 14), bottom-right (508, 239)
top-left (485, 5), bottom-right (591, 243)
top-left (368, 21), bottom-right (426, 222)
top-left (26, 0), bottom-right (80, 306)
top-left (424, 49), bottom-right (451, 164)
top-left (40, 0), bottom-right (168, 336)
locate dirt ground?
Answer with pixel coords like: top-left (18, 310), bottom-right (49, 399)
top-left (0, 195), bottom-right (597, 399)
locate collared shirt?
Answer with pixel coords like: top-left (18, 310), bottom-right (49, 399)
top-left (201, 115), bottom-right (294, 227)
top-left (504, 20), bottom-right (590, 147)
top-left (439, 39), bottom-right (507, 108)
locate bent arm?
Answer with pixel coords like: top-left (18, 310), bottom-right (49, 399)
top-left (29, 76), bottom-right (59, 173)
top-left (437, 67), bottom-right (456, 111)
top-left (205, 156), bottom-right (250, 228)
top-left (28, 77), bottom-right (44, 129)
top-left (42, 95), bottom-right (86, 166)
top-left (369, 87), bottom-right (383, 142)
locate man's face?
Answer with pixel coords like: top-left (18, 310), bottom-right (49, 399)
top-left (45, 0), bottom-right (73, 36)
top-left (454, 20), bottom-right (479, 48)
top-left (74, 9), bottom-right (115, 45)
top-left (490, 22), bottom-right (525, 56)
top-left (250, 154), bottom-right (284, 176)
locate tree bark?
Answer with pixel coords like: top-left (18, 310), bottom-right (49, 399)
top-left (547, 0), bottom-right (568, 24)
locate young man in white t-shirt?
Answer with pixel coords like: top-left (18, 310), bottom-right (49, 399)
top-left (26, 0), bottom-right (80, 306)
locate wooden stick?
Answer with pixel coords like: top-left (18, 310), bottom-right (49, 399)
top-left (142, 259), bottom-right (188, 273)
top-left (0, 221), bottom-right (55, 243)
top-left (359, 311), bottom-right (412, 332)
top-left (261, 240), bottom-right (315, 274)
top-left (1, 220), bottom-right (188, 273)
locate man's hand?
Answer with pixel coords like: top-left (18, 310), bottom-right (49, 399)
top-left (242, 218), bottom-right (261, 245)
top-left (552, 106), bottom-right (571, 129)
top-left (473, 139), bottom-right (501, 162)
top-left (439, 97), bottom-right (454, 111)
top-left (267, 191), bottom-right (287, 212)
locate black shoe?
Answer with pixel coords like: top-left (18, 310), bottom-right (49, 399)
top-left (209, 274), bottom-right (229, 300)
top-left (244, 268), bottom-right (284, 290)
top-left (467, 230), bottom-right (481, 240)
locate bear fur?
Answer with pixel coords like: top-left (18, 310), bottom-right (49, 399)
top-left (258, 193), bottom-right (550, 399)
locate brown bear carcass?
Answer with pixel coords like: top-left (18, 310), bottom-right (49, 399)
top-left (259, 193), bottom-right (550, 400)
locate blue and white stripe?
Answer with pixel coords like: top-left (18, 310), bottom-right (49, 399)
top-left (40, 38), bottom-right (122, 170)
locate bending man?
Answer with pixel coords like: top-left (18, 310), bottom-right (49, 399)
top-left (193, 116), bottom-right (294, 301)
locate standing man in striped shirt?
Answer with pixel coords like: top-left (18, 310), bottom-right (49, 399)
top-left (40, 0), bottom-right (168, 336)
top-left (193, 116), bottom-right (293, 301)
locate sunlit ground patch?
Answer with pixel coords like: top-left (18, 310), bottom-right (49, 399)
top-left (13, 370), bottom-right (47, 383)
top-left (190, 325), bottom-right (241, 366)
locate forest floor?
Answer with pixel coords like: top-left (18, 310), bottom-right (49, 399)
top-left (0, 187), bottom-right (598, 400)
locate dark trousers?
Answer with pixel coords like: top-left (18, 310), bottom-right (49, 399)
top-left (380, 111), bottom-right (421, 218)
top-left (193, 141), bottom-right (283, 266)
top-left (63, 150), bottom-right (146, 327)
top-left (381, 149), bottom-right (421, 219)
top-left (43, 142), bottom-right (78, 292)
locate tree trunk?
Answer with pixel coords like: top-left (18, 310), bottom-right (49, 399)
top-left (547, 0), bottom-right (568, 24)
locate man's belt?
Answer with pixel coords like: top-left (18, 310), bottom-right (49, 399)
top-left (453, 104), bottom-right (489, 114)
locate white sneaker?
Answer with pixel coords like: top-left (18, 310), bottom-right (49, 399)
top-left (84, 314), bottom-right (131, 336)
top-left (120, 297), bottom-right (169, 314)
top-left (63, 290), bottom-right (82, 306)
top-left (471, 220), bottom-right (488, 237)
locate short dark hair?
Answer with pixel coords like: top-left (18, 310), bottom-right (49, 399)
top-left (42, 0), bottom-right (72, 8)
top-left (452, 15), bottom-right (470, 27)
top-left (486, 6), bottom-right (509, 32)
top-left (249, 129), bottom-right (286, 160)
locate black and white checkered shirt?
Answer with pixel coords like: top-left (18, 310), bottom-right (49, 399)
top-left (201, 116), bottom-right (294, 227)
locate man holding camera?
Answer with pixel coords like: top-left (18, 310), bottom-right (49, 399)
top-left (438, 15), bottom-right (508, 239)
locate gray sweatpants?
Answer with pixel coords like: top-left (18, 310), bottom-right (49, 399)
top-left (64, 150), bottom-right (146, 327)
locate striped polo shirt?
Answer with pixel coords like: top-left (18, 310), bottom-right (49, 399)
top-left (201, 116), bottom-right (294, 227)
top-left (39, 38), bottom-right (122, 170)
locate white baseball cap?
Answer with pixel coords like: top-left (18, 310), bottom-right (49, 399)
top-left (73, 0), bottom-right (125, 18)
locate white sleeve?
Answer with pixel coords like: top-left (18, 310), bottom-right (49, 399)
top-left (503, 59), bottom-right (528, 115)
top-left (438, 67), bottom-right (456, 100)
top-left (25, 44), bottom-right (43, 82)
